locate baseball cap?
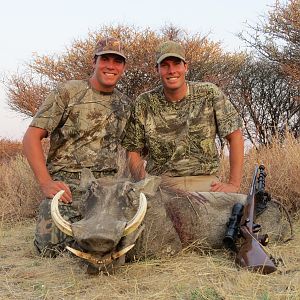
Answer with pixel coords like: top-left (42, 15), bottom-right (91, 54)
top-left (94, 37), bottom-right (126, 60)
top-left (156, 41), bottom-right (186, 64)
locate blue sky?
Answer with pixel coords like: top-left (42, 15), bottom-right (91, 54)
top-left (0, 0), bottom-right (276, 140)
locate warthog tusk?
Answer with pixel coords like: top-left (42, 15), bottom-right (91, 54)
top-left (51, 190), bottom-right (73, 236)
top-left (65, 244), bottom-right (135, 265)
top-left (123, 192), bottom-right (147, 236)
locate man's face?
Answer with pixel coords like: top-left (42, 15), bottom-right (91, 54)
top-left (157, 57), bottom-right (187, 92)
top-left (91, 54), bottom-right (126, 92)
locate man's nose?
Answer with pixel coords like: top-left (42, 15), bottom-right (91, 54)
top-left (106, 60), bottom-right (115, 69)
top-left (168, 64), bottom-right (176, 73)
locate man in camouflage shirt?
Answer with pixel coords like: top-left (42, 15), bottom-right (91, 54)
top-left (23, 37), bottom-right (131, 256)
top-left (122, 40), bottom-right (244, 192)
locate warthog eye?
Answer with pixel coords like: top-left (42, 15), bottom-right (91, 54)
top-left (87, 182), bottom-right (98, 194)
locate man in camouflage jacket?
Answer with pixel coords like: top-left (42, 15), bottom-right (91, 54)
top-left (122, 41), bottom-right (244, 193)
top-left (23, 37), bottom-right (131, 256)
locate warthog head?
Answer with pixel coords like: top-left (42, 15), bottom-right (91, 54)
top-left (51, 169), bottom-right (155, 270)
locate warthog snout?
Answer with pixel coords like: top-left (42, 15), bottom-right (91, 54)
top-left (71, 216), bottom-right (127, 253)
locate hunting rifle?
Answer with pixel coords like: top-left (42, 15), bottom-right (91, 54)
top-left (223, 164), bottom-right (277, 274)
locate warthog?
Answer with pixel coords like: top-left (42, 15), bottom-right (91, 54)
top-left (51, 169), bottom-right (289, 272)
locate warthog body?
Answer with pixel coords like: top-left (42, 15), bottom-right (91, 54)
top-left (52, 169), bottom-right (288, 270)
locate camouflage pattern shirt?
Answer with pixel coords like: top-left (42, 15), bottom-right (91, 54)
top-left (122, 81), bottom-right (242, 176)
top-left (30, 80), bottom-right (131, 175)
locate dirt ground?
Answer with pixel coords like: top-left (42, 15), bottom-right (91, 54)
top-left (0, 219), bottom-right (299, 300)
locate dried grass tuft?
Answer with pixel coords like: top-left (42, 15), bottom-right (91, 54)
top-left (219, 132), bottom-right (300, 213)
top-left (0, 138), bottom-right (22, 162)
top-left (0, 155), bottom-right (42, 222)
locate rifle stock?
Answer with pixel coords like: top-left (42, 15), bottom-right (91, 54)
top-left (227, 165), bottom-right (277, 274)
top-left (236, 222), bottom-right (277, 274)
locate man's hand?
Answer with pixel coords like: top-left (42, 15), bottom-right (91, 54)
top-left (22, 127), bottom-right (72, 204)
top-left (210, 181), bottom-right (239, 193)
top-left (40, 179), bottom-right (72, 203)
top-left (127, 151), bottom-right (147, 181)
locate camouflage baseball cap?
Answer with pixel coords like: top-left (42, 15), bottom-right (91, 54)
top-left (94, 37), bottom-right (126, 60)
top-left (156, 41), bottom-right (186, 64)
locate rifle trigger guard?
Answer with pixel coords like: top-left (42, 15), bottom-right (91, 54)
top-left (242, 218), bottom-right (250, 226)
top-left (252, 223), bottom-right (261, 233)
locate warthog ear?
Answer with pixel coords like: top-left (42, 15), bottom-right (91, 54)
top-left (133, 175), bottom-right (162, 196)
top-left (79, 168), bottom-right (96, 191)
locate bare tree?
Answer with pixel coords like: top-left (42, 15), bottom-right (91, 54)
top-left (227, 56), bottom-right (300, 146)
top-left (240, 0), bottom-right (300, 89)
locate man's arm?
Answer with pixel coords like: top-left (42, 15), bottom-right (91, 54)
top-left (210, 129), bottom-right (244, 192)
top-left (127, 151), bottom-right (146, 181)
top-left (227, 128), bottom-right (244, 189)
top-left (22, 127), bottom-right (72, 203)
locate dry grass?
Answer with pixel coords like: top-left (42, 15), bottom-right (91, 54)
top-left (0, 155), bottom-right (42, 222)
top-left (0, 220), bottom-right (299, 299)
top-left (0, 138), bottom-right (22, 162)
top-left (219, 132), bottom-right (300, 213)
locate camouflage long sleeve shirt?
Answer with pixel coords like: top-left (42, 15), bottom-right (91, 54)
top-left (122, 81), bottom-right (242, 176)
top-left (30, 80), bottom-right (131, 175)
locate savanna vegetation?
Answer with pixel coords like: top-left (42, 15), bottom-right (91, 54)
top-left (0, 133), bottom-right (299, 299)
top-left (0, 1), bottom-right (299, 299)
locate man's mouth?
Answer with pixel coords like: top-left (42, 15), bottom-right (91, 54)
top-left (104, 72), bottom-right (117, 78)
top-left (167, 77), bottom-right (179, 82)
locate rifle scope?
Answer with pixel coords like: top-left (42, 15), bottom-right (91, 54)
top-left (223, 202), bottom-right (244, 251)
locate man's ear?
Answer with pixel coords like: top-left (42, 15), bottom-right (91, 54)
top-left (184, 62), bottom-right (188, 73)
top-left (92, 56), bottom-right (97, 69)
top-left (79, 168), bottom-right (96, 191)
top-left (122, 61), bottom-right (127, 72)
